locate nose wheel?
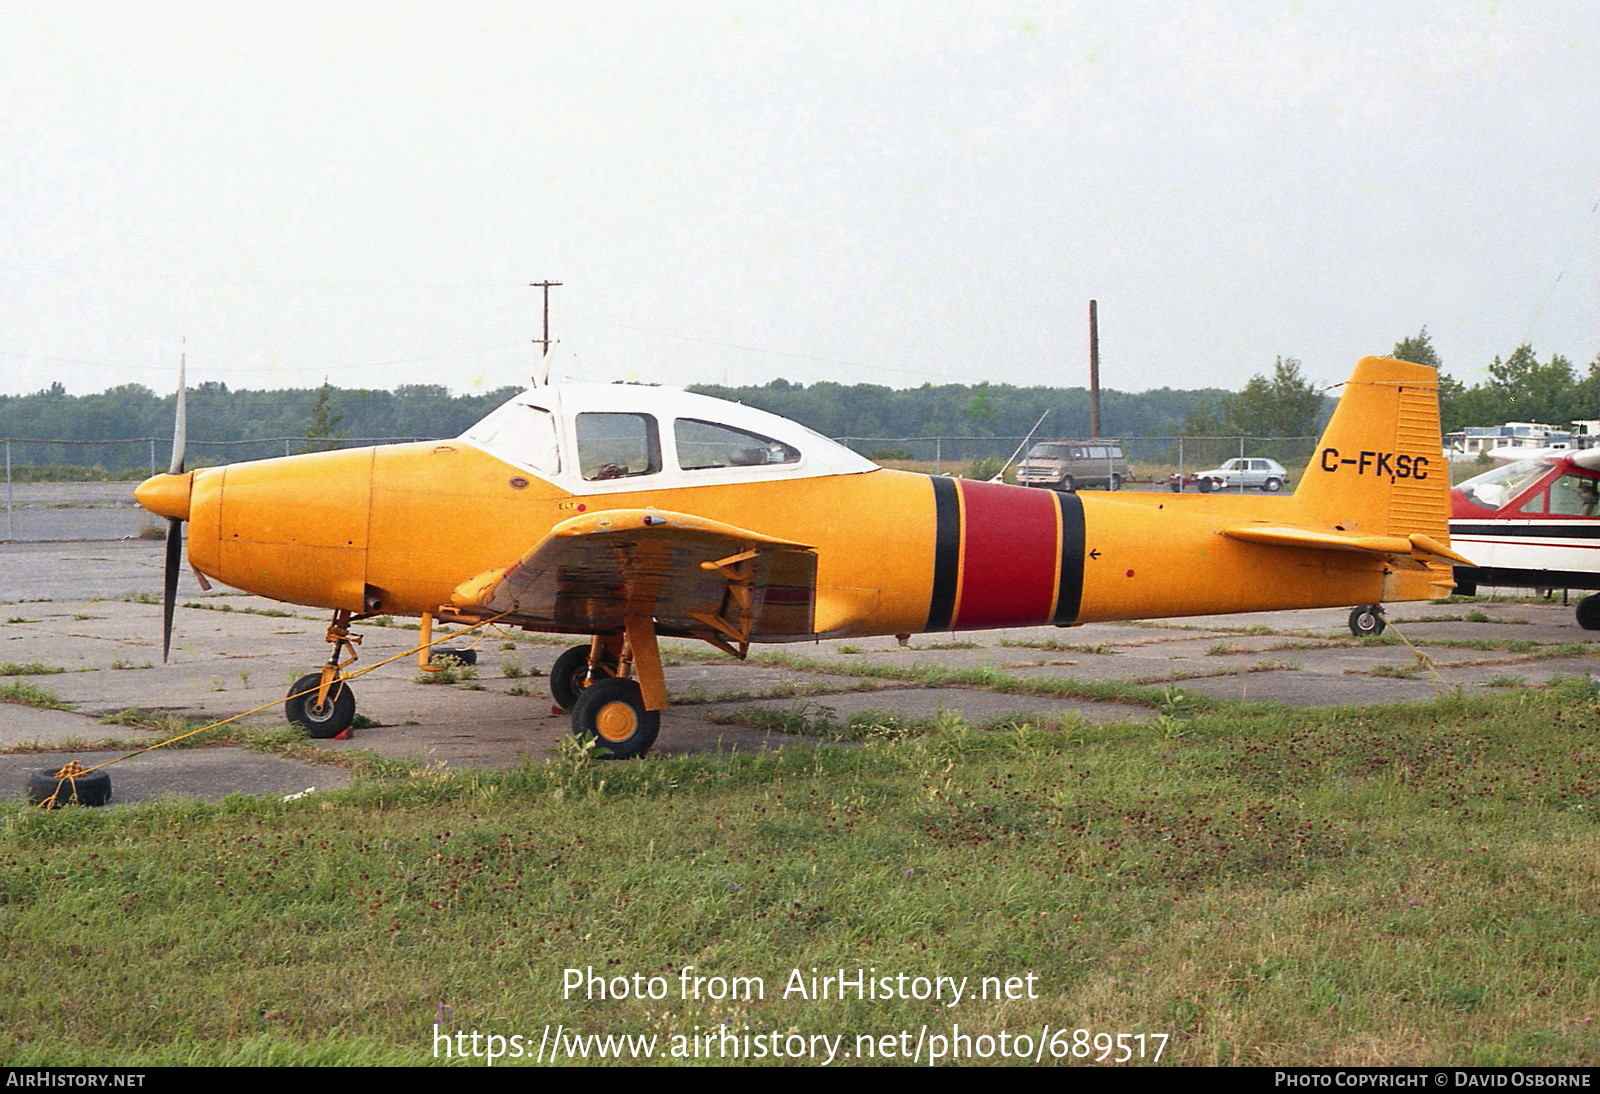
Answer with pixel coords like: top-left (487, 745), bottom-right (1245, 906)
top-left (285, 673), bottom-right (356, 739)
top-left (285, 609), bottom-right (363, 739)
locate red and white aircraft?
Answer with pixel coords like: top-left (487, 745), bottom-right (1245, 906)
top-left (1450, 450), bottom-right (1600, 628)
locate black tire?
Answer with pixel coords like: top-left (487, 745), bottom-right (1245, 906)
top-left (570, 678), bottom-right (660, 759)
top-left (27, 767), bottom-right (111, 807)
top-left (434, 647), bottom-right (477, 665)
top-left (1059, 475), bottom-right (1075, 494)
top-left (285, 673), bottom-right (356, 739)
top-left (550, 644), bottom-right (620, 711)
top-left (1348, 605), bottom-right (1386, 637)
top-left (1577, 595), bottom-right (1600, 631)
top-left (1197, 478), bottom-right (1213, 493)
top-left (1109, 474), bottom-right (1122, 492)
top-left (1169, 481), bottom-right (1181, 493)
top-left (1264, 477), bottom-right (1283, 493)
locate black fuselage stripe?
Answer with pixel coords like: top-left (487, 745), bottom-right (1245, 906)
top-left (926, 476), bottom-right (961, 631)
top-left (1054, 490), bottom-right (1085, 625)
top-left (1451, 522), bottom-right (1600, 540)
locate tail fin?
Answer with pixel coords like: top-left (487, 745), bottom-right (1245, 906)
top-left (1293, 356), bottom-right (1450, 543)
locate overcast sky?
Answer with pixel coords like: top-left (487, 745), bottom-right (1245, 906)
top-left (2, 1), bottom-right (1597, 399)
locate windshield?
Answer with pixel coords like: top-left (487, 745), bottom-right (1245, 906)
top-left (1456, 458), bottom-right (1550, 511)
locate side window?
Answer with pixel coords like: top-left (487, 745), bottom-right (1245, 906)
top-left (1542, 473), bottom-right (1600, 517)
top-left (675, 419), bottom-right (800, 470)
top-left (576, 413), bottom-right (661, 481)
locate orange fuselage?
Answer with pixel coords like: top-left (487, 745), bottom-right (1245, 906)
top-left (168, 441), bottom-right (1431, 640)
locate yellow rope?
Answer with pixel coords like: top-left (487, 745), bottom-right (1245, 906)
top-left (33, 610), bottom-right (515, 807)
top-left (1378, 614), bottom-right (1455, 698)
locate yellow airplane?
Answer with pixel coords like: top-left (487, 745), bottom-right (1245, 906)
top-left (134, 355), bottom-right (1466, 758)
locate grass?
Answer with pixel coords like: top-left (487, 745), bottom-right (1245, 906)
top-left (2, 683), bottom-right (1599, 1066)
top-left (0, 681), bottom-right (71, 710)
top-left (0, 662), bottom-right (65, 676)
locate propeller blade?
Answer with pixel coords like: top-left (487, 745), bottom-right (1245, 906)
top-left (161, 350), bottom-right (187, 661)
top-left (162, 515), bottom-right (183, 662)
top-left (169, 351), bottom-right (187, 475)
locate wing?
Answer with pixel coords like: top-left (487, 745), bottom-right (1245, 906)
top-left (449, 509), bottom-right (817, 651)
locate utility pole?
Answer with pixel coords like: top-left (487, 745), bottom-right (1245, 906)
top-left (1088, 299), bottom-right (1102, 438)
top-left (530, 280), bottom-right (562, 385)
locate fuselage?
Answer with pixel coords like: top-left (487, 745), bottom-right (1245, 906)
top-left (155, 446), bottom-right (1417, 639)
top-left (136, 362), bottom-right (1453, 644)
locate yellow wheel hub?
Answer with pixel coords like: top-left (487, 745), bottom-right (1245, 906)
top-left (594, 701), bottom-right (638, 742)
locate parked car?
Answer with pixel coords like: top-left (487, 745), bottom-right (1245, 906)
top-left (1180, 457), bottom-right (1290, 493)
top-left (1017, 439), bottom-right (1131, 492)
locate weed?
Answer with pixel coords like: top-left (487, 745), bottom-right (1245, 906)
top-left (1369, 664), bottom-right (1420, 679)
top-left (502, 664), bottom-right (525, 679)
top-left (414, 658), bottom-right (478, 686)
top-left (837, 645), bottom-right (862, 655)
top-left (1465, 610), bottom-right (1491, 623)
top-left (0, 663), bottom-right (64, 676)
top-left (0, 681), bottom-right (71, 710)
top-left (108, 660), bottom-right (152, 671)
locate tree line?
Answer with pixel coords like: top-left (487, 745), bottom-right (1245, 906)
top-left (2, 328), bottom-right (1595, 472)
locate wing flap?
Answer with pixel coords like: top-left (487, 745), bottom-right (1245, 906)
top-left (450, 509), bottom-right (818, 643)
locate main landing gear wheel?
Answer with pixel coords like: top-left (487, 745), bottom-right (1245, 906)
top-left (1348, 605), bottom-right (1386, 637)
top-left (571, 678), bottom-right (660, 759)
top-left (285, 673), bottom-right (356, 739)
top-left (1577, 595), bottom-right (1600, 631)
top-left (549, 644), bottom-right (620, 711)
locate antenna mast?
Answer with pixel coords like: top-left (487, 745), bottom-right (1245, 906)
top-left (530, 279), bottom-right (562, 385)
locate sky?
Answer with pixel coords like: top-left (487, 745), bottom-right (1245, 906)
top-left (1, 1), bottom-right (1597, 398)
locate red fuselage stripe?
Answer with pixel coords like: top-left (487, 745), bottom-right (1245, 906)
top-left (952, 479), bottom-right (1061, 629)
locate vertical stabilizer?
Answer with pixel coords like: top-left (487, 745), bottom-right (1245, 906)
top-left (1292, 356), bottom-right (1449, 543)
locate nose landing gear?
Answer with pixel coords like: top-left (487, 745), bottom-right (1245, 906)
top-left (284, 609), bottom-right (363, 739)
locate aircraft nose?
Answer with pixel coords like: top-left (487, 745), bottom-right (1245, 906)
top-left (135, 472), bottom-right (193, 521)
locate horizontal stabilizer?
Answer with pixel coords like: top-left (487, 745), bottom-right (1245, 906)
top-left (1221, 524), bottom-right (1475, 567)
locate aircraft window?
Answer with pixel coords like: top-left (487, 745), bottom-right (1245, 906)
top-left (577, 413), bottom-right (661, 481)
top-left (1457, 459), bottom-right (1549, 511)
top-left (1541, 473), bottom-right (1600, 517)
top-left (675, 419), bottom-right (800, 470)
top-left (462, 403), bottom-right (560, 476)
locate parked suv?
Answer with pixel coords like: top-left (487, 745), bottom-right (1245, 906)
top-left (1017, 439), bottom-right (1130, 492)
top-left (1192, 457), bottom-right (1289, 492)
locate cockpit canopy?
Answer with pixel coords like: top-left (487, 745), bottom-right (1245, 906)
top-left (459, 382), bottom-right (876, 492)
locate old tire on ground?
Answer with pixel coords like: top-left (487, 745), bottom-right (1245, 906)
top-left (550, 644), bottom-right (619, 711)
top-left (1264, 477), bottom-right (1283, 492)
top-left (285, 673), bottom-right (356, 739)
top-left (27, 767), bottom-right (112, 807)
top-left (571, 678), bottom-right (660, 759)
top-left (1348, 605), bottom-right (1386, 637)
top-left (1577, 595), bottom-right (1600, 631)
